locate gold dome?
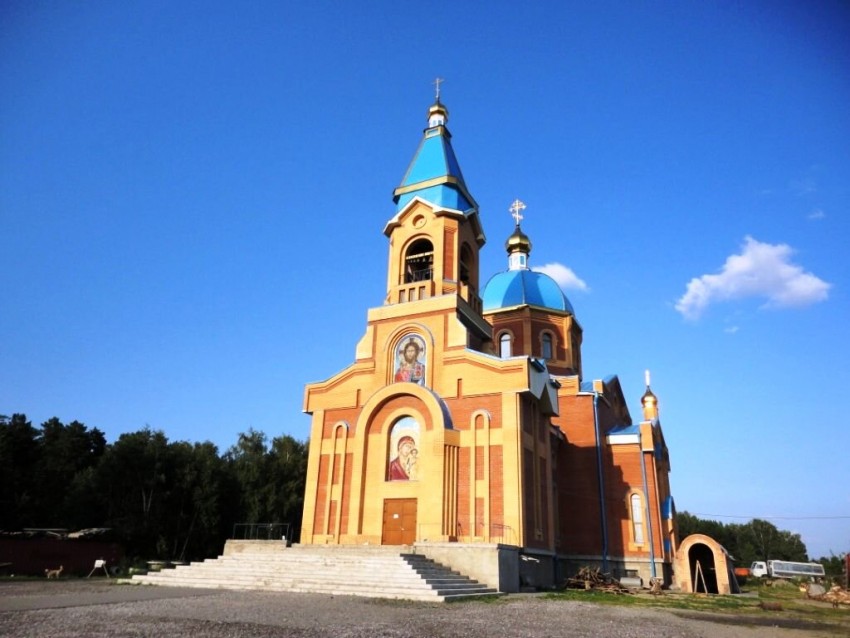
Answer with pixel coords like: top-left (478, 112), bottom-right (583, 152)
top-left (505, 225), bottom-right (532, 254)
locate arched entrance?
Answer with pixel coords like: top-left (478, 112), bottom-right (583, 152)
top-left (688, 542), bottom-right (719, 593)
top-left (674, 534), bottom-right (739, 595)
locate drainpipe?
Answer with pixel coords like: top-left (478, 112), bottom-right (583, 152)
top-left (592, 392), bottom-right (609, 573)
top-left (639, 428), bottom-right (657, 579)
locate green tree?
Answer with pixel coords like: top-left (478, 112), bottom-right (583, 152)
top-left (266, 434), bottom-right (308, 540)
top-left (224, 430), bottom-right (309, 540)
top-left (0, 414), bottom-right (40, 529)
top-left (96, 428), bottom-right (171, 558)
top-left (744, 518), bottom-right (806, 562)
top-left (35, 417), bottom-right (106, 526)
top-left (165, 440), bottom-right (227, 561)
top-left (675, 512), bottom-right (810, 565)
top-left (225, 429), bottom-right (271, 524)
top-left (815, 553), bottom-right (847, 585)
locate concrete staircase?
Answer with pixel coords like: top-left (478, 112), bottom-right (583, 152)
top-left (129, 543), bottom-right (500, 602)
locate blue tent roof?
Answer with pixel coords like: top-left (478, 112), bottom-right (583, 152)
top-left (392, 109), bottom-right (477, 213)
top-left (399, 128), bottom-right (465, 187)
top-left (482, 269), bottom-right (574, 313)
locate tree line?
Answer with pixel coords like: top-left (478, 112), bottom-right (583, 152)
top-left (0, 414), bottom-right (307, 564)
top-left (676, 510), bottom-right (845, 577)
top-left (4, 413), bottom-right (843, 576)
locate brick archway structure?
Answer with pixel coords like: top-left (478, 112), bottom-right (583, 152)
top-left (674, 534), bottom-right (740, 594)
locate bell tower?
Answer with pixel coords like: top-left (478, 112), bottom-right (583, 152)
top-left (383, 93), bottom-right (486, 318)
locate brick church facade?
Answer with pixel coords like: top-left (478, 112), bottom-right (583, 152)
top-left (301, 97), bottom-right (677, 588)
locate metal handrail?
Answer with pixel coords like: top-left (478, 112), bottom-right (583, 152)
top-left (231, 523), bottom-right (290, 541)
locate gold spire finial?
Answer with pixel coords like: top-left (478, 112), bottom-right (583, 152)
top-left (433, 77), bottom-right (444, 101)
top-left (510, 199), bottom-right (526, 226)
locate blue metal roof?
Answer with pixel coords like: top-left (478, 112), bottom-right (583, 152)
top-left (392, 118), bottom-right (476, 213)
top-left (399, 128), bottom-right (466, 187)
top-left (395, 184), bottom-right (473, 212)
top-left (607, 423), bottom-right (640, 435)
top-left (482, 269), bottom-right (574, 313)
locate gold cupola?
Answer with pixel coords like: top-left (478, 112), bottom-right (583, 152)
top-left (641, 369), bottom-right (659, 421)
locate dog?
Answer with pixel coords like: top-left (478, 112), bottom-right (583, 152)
top-left (45, 565), bottom-right (63, 579)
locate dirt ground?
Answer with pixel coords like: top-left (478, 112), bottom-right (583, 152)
top-left (0, 579), bottom-right (844, 638)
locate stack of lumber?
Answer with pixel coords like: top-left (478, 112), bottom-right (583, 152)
top-left (564, 566), bottom-right (630, 594)
top-left (808, 584), bottom-right (850, 607)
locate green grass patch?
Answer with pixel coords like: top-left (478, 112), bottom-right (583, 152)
top-left (543, 582), bottom-right (849, 635)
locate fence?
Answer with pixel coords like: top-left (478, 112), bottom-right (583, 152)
top-left (231, 523), bottom-right (291, 541)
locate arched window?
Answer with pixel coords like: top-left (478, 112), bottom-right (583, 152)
top-left (630, 493), bottom-right (645, 545)
top-left (387, 416), bottom-right (420, 481)
top-left (404, 238), bottom-right (433, 283)
top-left (499, 332), bottom-right (512, 358)
top-left (541, 332), bottom-right (553, 360)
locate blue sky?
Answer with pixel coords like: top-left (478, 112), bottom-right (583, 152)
top-left (2, 1), bottom-right (848, 558)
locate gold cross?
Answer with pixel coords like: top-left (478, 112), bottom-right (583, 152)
top-left (510, 199), bottom-right (526, 225)
top-left (433, 77), bottom-right (444, 100)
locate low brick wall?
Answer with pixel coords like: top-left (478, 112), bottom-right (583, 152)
top-left (0, 538), bottom-right (123, 576)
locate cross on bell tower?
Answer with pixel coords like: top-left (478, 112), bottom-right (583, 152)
top-left (433, 77), bottom-right (444, 101)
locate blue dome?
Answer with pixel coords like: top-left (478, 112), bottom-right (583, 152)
top-left (482, 269), bottom-right (574, 313)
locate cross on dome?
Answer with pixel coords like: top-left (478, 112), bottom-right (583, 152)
top-left (510, 199), bottom-right (526, 226)
top-left (433, 77), bottom-right (444, 101)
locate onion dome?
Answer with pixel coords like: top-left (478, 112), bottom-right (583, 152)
top-left (505, 225), bottom-right (531, 255)
top-left (482, 200), bottom-right (574, 313)
top-left (641, 370), bottom-right (659, 420)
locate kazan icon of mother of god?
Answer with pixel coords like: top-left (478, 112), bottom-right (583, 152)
top-left (388, 435), bottom-right (419, 481)
top-left (394, 336), bottom-right (426, 386)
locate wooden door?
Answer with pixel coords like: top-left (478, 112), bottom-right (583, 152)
top-left (382, 498), bottom-right (417, 545)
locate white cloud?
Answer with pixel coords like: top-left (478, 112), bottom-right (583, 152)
top-left (790, 177), bottom-right (817, 195)
top-left (807, 209), bottom-right (825, 220)
top-left (534, 262), bottom-right (589, 292)
top-left (724, 326), bottom-right (739, 334)
top-left (675, 236), bottom-right (831, 320)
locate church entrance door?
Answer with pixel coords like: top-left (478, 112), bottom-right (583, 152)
top-left (382, 498), bottom-right (417, 545)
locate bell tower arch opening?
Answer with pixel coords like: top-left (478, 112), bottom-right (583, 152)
top-left (404, 238), bottom-right (434, 283)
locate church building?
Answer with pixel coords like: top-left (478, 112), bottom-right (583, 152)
top-left (301, 96), bottom-right (677, 590)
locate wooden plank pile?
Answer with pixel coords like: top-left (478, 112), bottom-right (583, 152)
top-left (808, 584), bottom-right (850, 608)
top-left (563, 566), bottom-right (631, 594)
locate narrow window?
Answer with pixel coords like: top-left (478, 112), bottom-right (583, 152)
top-left (460, 244), bottom-right (472, 284)
top-left (499, 332), bottom-right (512, 358)
top-left (631, 493), bottom-right (645, 545)
top-left (541, 332), bottom-right (553, 359)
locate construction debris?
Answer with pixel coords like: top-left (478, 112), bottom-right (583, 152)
top-left (563, 566), bottom-right (631, 594)
top-left (807, 584), bottom-right (850, 608)
top-left (649, 577), bottom-right (664, 595)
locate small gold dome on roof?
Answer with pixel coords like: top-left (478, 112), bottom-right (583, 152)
top-left (427, 100), bottom-right (449, 126)
top-left (506, 225), bottom-right (532, 254)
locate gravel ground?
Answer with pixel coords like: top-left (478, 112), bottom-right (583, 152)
top-left (0, 580), bottom-right (838, 638)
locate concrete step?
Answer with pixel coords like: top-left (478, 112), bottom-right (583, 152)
top-left (135, 571), bottom-right (488, 590)
top-left (129, 542), bottom-right (501, 602)
top-left (130, 578), bottom-right (497, 602)
top-left (135, 572), bottom-right (494, 592)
